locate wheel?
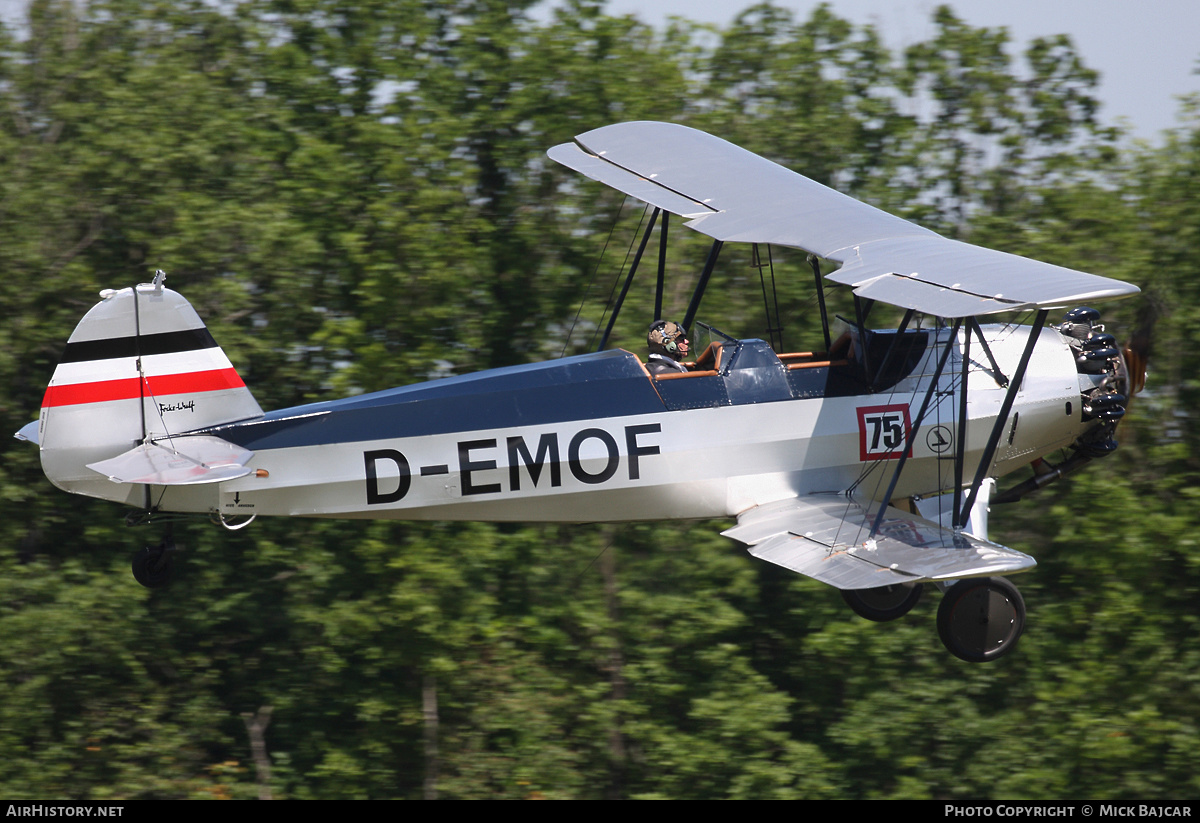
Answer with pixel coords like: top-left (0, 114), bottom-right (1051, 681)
top-left (842, 582), bottom-right (924, 622)
top-left (937, 577), bottom-right (1025, 663)
top-left (131, 543), bottom-right (173, 588)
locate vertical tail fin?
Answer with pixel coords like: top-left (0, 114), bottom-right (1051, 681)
top-left (35, 276), bottom-right (263, 502)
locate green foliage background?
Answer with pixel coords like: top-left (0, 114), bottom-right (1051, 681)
top-left (2, 0), bottom-right (1198, 799)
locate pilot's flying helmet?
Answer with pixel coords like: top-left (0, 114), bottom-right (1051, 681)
top-left (648, 320), bottom-right (689, 359)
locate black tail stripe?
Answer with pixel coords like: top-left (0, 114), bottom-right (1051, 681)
top-left (59, 327), bottom-right (218, 363)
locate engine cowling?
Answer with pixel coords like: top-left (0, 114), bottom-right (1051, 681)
top-left (1059, 307), bottom-right (1129, 457)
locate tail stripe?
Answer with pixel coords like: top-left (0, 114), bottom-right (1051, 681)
top-left (59, 327), bottom-right (217, 363)
top-left (33, 283), bottom-right (264, 501)
top-left (42, 368), bottom-right (246, 408)
top-left (52, 347), bottom-right (240, 385)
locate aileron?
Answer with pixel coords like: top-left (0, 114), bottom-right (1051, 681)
top-left (546, 142), bottom-right (717, 219)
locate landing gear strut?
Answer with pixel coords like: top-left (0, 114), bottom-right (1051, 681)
top-left (131, 537), bottom-right (175, 588)
top-left (937, 577), bottom-right (1025, 663)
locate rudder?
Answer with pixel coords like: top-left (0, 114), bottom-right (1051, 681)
top-left (34, 275), bottom-right (263, 503)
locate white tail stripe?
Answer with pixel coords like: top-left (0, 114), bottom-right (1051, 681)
top-left (49, 348), bottom-right (237, 386)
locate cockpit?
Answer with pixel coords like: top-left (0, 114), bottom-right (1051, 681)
top-left (646, 321), bottom-right (929, 412)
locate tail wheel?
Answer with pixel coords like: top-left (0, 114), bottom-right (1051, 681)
top-left (937, 577), bottom-right (1025, 663)
top-left (131, 542), bottom-right (174, 589)
top-left (842, 582), bottom-right (923, 622)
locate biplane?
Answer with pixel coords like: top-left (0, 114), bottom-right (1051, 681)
top-left (16, 121), bottom-right (1142, 662)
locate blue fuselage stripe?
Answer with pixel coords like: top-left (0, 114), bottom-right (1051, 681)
top-left (215, 350), bottom-right (667, 450)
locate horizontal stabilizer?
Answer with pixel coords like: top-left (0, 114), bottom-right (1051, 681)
top-left (86, 436), bottom-right (254, 485)
top-left (14, 420), bottom-right (39, 445)
top-left (722, 495), bottom-right (1035, 590)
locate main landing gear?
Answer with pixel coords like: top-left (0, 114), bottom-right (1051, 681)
top-left (844, 576), bottom-right (1026, 662)
top-left (842, 583), bottom-right (924, 622)
top-left (936, 577), bottom-right (1025, 663)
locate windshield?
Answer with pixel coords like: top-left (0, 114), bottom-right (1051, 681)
top-left (692, 320), bottom-right (738, 350)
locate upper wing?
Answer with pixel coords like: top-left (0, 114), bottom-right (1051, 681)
top-left (548, 121), bottom-right (1139, 317)
top-left (721, 495), bottom-right (1035, 590)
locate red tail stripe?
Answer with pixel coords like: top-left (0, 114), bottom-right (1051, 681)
top-left (42, 368), bottom-right (246, 408)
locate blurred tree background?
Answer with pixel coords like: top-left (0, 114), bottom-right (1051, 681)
top-left (2, 0), bottom-right (1197, 799)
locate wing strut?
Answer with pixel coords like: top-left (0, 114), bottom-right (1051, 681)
top-left (682, 240), bottom-right (724, 332)
top-left (655, 212), bottom-right (669, 320)
top-left (952, 322), bottom-right (972, 526)
top-left (853, 296), bottom-right (875, 378)
top-left (752, 244), bottom-right (785, 352)
top-left (967, 317), bottom-right (1009, 387)
top-left (598, 207), bottom-right (660, 351)
top-left (809, 255), bottom-right (833, 352)
top-left (957, 309), bottom-right (1050, 525)
top-left (869, 319), bottom-right (962, 537)
top-left (870, 308), bottom-right (916, 392)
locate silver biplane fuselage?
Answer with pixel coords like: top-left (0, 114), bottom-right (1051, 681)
top-left (19, 122), bottom-right (1141, 662)
top-left (36, 316), bottom-right (1081, 526)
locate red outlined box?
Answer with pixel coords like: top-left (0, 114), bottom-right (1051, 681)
top-left (857, 404), bottom-right (913, 461)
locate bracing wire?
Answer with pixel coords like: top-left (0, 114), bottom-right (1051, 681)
top-left (584, 203), bottom-right (651, 353)
top-left (559, 197), bottom-right (633, 359)
top-left (845, 309), bottom-right (1040, 533)
top-left (844, 315), bottom-right (959, 539)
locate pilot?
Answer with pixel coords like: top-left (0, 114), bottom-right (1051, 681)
top-left (646, 320), bottom-right (691, 375)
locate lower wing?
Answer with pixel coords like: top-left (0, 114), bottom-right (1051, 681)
top-left (721, 495), bottom-right (1035, 591)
